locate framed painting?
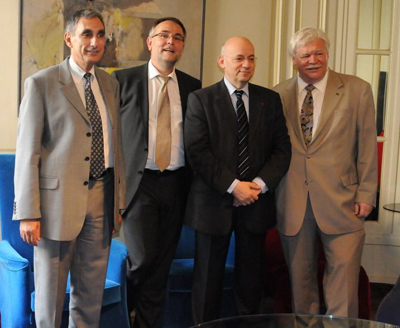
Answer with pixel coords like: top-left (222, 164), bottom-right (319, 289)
top-left (18, 0), bottom-right (205, 100)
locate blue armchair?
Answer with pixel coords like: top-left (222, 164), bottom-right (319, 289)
top-left (157, 225), bottom-right (236, 328)
top-left (0, 154), bottom-right (130, 328)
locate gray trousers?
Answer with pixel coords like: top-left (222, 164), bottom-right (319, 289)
top-left (34, 172), bottom-right (113, 328)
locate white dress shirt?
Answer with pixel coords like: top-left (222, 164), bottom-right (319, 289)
top-left (68, 57), bottom-right (114, 169)
top-left (223, 78), bottom-right (268, 194)
top-left (146, 60), bottom-right (184, 170)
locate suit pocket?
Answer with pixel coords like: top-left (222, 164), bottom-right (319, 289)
top-left (39, 177), bottom-right (59, 190)
top-left (340, 172), bottom-right (358, 186)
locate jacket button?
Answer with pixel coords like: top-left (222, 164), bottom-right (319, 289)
top-left (144, 148), bottom-right (148, 152)
top-left (138, 171), bottom-right (143, 175)
top-left (83, 181), bottom-right (89, 186)
top-left (85, 157), bottom-right (90, 161)
top-left (305, 181), bottom-right (308, 185)
top-left (86, 132), bottom-right (91, 137)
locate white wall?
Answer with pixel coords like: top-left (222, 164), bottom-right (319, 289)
top-left (0, 0), bottom-right (19, 153)
top-left (202, 0), bottom-right (273, 88)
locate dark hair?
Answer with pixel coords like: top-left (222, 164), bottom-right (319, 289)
top-left (65, 9), bottom-right (105, 34)
top-left (148, 17), bottom-right (186, 38)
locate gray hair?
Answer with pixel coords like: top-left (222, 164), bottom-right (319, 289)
top-left (65, 9), bottom-right (105, 34)
top-left (289, 27), bottom-right (330, 58)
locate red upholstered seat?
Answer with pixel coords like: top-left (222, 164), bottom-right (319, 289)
top-left (265, 227), bottom-right (371, 319)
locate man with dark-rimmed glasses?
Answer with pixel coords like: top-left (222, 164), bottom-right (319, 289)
top-left (112, 17), bottom-right (201, 328)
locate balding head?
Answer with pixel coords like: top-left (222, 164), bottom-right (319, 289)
top-left (218, 36), bottom-right (256, 89)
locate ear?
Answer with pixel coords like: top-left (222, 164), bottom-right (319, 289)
top-left (146, 37), bottom-right (152, 52)
top-left (64, 32), bottom-right (73, 49)
top-left (217, 55), bottom-right (225, 69)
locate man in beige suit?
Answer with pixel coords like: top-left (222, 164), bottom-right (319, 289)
top-left (273, 27), bottom-right (377, 318)
top-left (13, 9), bottom-right (125, 327)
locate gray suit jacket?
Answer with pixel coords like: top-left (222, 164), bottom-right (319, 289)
top-left (273, 70), bottom-right (378, 236)
top-left (13, 57), bottom-right (126, 240)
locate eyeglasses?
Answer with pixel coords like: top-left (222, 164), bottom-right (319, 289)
top-left (152, 32), bottom-right (185, 42)
top-left (224, 55), bottom-right (257, 63)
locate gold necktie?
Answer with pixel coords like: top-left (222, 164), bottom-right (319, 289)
top-left (155, 76), bottom-right (171, 172)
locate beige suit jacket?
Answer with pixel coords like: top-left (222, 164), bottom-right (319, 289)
top-left (273, 70), bottom-right (378, 236)
top-left (13, 58), bottom-right (126, 240)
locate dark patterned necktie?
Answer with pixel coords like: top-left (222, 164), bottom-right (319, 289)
top-left (155, 76), bottom-right (171, 172)
top-left (84, 73), bottom-right (105, 179)
top-left (300, 84), bottom-right (316, 147)
top-left (235, 90), bottom-right (249, 179)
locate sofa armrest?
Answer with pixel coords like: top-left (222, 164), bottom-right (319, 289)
top-left (0, 240), bottom-right (34, 327)
top-left (106, 239), bottom-right (128, 284)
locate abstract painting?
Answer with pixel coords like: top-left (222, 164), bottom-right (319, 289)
top-left (19, 0), bottom-right (204, 99)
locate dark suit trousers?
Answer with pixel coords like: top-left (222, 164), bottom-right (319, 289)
top-left (192, 207), bottom-right (266, 324)
top-left (123, 168), bottom-right (186, 328)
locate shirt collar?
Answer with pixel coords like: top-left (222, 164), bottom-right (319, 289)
top-left (148, 60), bottom-right (177, 83)
top-left (223, 77), bottom-right (249, 97)
top-left (297, 68), bottom-right (329, 94)
top-left (69, 56), bottom-right (96, 81)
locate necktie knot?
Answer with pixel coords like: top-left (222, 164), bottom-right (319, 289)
top-left (84, 72), bottom-right (92, 82)
top-left (305, 84), bottom-right (315, 92)
top-left (159, 75), bottom-right (170, 85)
top-left (234, 90), bottom-right (244, 100)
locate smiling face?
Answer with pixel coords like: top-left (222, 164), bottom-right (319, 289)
top-left (292, 38), bottom-right (329, 84)
top-left (218, 37), bottom-right (255, 89)
top-left (146, 20), bottom-right (185, 75)
top-left (64, 17), bottom-right (106, 72)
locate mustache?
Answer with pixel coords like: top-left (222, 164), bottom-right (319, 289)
top-left (305, 65), bottom-right (322, 69)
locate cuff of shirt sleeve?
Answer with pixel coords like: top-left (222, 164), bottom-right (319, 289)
top-left (253, 177), bottom-right (268, 193)
top-left (228, 179), bottom-right (240, 194)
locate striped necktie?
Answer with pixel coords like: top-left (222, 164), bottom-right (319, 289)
top-left (235, 90), bottom-right (250, 179)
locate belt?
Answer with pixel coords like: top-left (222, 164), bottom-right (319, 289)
top-left (144, 167), bottom-right (184, 177)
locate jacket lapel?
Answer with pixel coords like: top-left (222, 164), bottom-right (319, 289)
top-left (95, 66), bottom-right (114, 126)
top-left (311, 71), bottom-right (343, 143)
top-left (248, 83), bottom-right (262, 145)
top-left (284, 77), bottom-right (305, 149)
top-left (59, 57), bottom-right (89, 123)
top-left (139, 64), bottom-right (150, 145)
top-left (217, 80), bottom-right (238, 135)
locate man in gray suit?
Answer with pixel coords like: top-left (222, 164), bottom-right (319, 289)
top-left (112, 17), bottom-right (201, 327)
top-left (273, 27), bottom-right (377, 318)
top-left (13, 9), bottom-right (125, 327)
